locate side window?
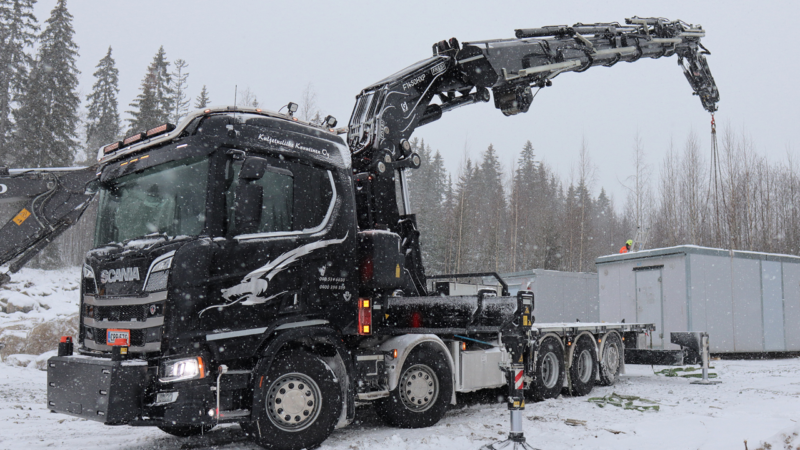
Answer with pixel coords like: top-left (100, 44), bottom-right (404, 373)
top-left (292, 165), bottom-right (334, 231)
top-left (225, 156), bottom-right (334, 235)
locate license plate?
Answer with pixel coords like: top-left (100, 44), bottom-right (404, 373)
top-left (106, 329), bottom-right (130, 346)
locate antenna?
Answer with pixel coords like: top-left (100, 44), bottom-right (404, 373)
top-left (234, 85), bottom-right (238, 108)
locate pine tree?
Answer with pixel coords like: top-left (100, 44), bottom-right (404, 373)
top-left (170, 58), bottom-right (189, 123)
top-left (0, 0), bottom-right (38, 163)
top-left (194, 85), bottom-right (210, 109)
top-left (84, 46), bottom-right (121, 160)
top-left (13, 0), bottom-right (80, 168)
top-left (127, 46), bottom-right (172, 133)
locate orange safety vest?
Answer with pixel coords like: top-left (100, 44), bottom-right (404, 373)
top-left (619, 245), bottom-right (629, 254)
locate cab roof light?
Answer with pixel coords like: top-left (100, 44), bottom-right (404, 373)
top-left (145, 123), bottom-right (176, 138)
top-left (323, 115), bottom-right (337, 128)
top-left (102, 141), bottom-right (122, 154)
top-left (122, 132), bottom-right (145, 147)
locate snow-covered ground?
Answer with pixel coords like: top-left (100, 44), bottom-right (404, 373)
top-left (1, 268), bottom-right (799, 450)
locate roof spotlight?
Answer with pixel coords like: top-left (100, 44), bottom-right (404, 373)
top-left (323, 115), bottom-right (337, 128)
top-left (286, 102), bottom-right (299, 116)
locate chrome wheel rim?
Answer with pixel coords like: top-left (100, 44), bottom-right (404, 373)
top-left (266, 372), bottom-right (322, 432)
top-left (603, 343), bottom-right (620, 376)
top-left (399, 364), bottom-right (439, 412)
top-left (577, 349), bottom-right (593, 383)
top-left (541, 352), bottom-right (559, 389)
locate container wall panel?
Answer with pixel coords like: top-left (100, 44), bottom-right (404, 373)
top-left (731, 258), bottom-right (764, 352)
top-left (761, 261), bottom-right (785, 351)
top-left (691, 254), bottom-right (735, 352)
top-left (661, 256), bottom-right (687, 350)
top-left (599, 265), bottom-right (621, 323)
top-left (782, 263), bottom-right (800, 351)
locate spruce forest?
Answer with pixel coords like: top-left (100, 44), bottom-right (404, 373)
top-left (1, 1), bottom-right (799, 272)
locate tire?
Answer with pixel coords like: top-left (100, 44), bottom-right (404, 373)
top-left (246, 351), bottom-right (341, 450)
top-left (598, 332), bottom-right (623, 386)
top-left (529, 336), bottom-right (565, 401)
top-left (568, 336), bottom-right (597, 397)
top-left (157, 424), bottom-right (214, 437)
top-left (375, 344), bottom-right (452, 428)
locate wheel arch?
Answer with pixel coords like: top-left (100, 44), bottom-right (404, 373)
top-left (536, 332), bottom-right (566, 356)
top-left (377, 334), bottom-right (456, 405)
top-left (257, 325), bottom-right (355, 428)
top-left (565, 331), bottom-right (598, 369)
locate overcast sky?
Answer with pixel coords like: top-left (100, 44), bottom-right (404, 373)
top-left (32, 0), bottom-right (799, 204)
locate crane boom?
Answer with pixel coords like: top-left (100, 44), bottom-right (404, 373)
top-left (347, 17), bottom-right (719, 294)
top-left (348, 16), bottom-right (718, 169)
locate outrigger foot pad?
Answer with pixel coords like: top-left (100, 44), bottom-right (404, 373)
top-left (479, 436), bottom-right (540, 450)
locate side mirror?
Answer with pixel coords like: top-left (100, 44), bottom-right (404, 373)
top-left (234, 182), bottom-right (262, 234)
top-left (239, 156), bottom-right (268, 181)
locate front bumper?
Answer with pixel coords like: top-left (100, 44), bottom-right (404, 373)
top-left (47, 355), bottom-right (149, 424)
top-left (47, 355), bottom-right (219, 427)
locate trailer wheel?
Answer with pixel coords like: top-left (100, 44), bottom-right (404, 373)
top-left (529, 336), bottom-right (565, 401)
top-left (375, 344), bottom-right (452, 428)
top-left (599, 333), bottom-right (623, 386)
top-left (568, 336), bottom-right (597, 397)
top-left (157, 424), bottom-right (214, 437)
top-left (246, 351), bottom-right (341, 450)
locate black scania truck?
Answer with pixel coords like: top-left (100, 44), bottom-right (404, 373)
top-left (0, 18), bottom-right (719, 450)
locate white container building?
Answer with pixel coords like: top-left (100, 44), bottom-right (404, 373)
top-left (595, 245), bottom-right (800, 353)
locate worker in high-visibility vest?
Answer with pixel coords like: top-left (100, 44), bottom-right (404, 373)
top-left (619, 239), bottom-right (633, 254)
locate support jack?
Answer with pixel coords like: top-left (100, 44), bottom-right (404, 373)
top-left (691, 332), bottom-right (721, 385)
top-left (480, 365), bottom-right (540, 450)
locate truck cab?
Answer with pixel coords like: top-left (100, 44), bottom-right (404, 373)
top-left (82, 109), bottom-right (358, 359)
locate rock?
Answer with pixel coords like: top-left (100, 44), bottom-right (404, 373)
top-left (34, 350), bottom-right (58, 371)
top-left (4, 292), bottom-right (39, 314)
top-left (0, 332), bottom-right (27, 361)
top-left (6, 353), bottom-right (36, 367)
top-left (24, 314), bottom-right (79, 356)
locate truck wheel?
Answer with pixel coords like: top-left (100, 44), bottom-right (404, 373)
top-left (157, 424), bottom-right (214, 437)
top-left (598, 333), bottom-right (623, 386)
top-left (568, 336), bottom-right (597, 397)
top-left (375, 344), bottom-right (452, 428)
top-left (530, 336), bottom-right (565, 401)
top-left (247, 351), bottom-right (341, 450)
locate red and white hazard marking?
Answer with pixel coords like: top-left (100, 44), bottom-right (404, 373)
top-left (514, 368), bottom-right (524, 390)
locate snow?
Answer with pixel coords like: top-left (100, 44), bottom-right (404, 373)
top-left (1, 268), bottom-right (799, 449)
top-left (0, 354), bottom-right (797, 449)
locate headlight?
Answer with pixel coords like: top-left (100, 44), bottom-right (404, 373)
top-left (151, 256), bottom-right (173, 273)
top-left (145, 255), bottom-right (173, 292)
top-left (160, 357), bottom-right (206, 383)
top-left (83, 264), bottom-right (98, 294)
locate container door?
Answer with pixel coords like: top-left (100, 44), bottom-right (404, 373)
top-left (762, 261), bottom-right (785, 351)
top-left (636, 269), bottom-right (663, 348)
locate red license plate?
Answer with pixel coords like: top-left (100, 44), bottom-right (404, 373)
top-left (106, 329), bottom-right (130, 346)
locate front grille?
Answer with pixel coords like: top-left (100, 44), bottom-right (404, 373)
top-left (86, 302), bottom-right (164, 322)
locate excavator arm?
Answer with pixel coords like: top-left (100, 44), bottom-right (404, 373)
top-left (0, 166), bottom-right (97, 284)
top-left (348, 17), bottom-right (719, 294)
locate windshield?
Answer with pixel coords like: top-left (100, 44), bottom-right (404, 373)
top-left (94, 157), bottom-right (209, 246)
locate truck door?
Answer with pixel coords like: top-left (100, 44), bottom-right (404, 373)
top-left (635, 268), bottom-right (664, 348)
top-left (203, 153), bottom-right (347, 333)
